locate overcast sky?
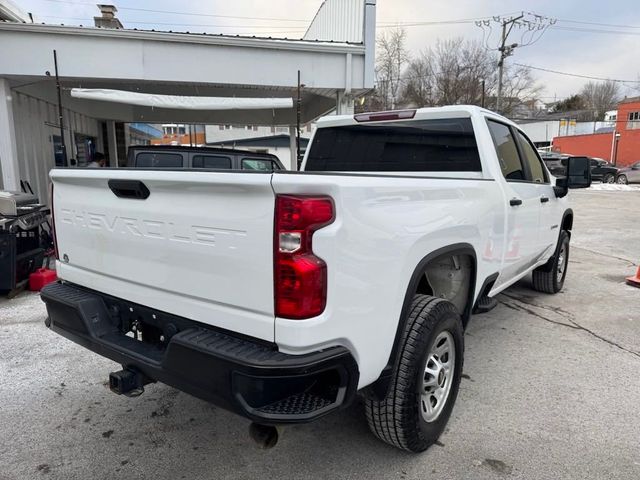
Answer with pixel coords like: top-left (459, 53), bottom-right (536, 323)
top-left (17, 0), bottom-right (640, 101)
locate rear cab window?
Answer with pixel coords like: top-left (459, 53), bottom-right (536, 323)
top-left (305, 118), bottom-right (481, 172)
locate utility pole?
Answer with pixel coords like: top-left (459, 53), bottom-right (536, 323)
top-left (477, 12), bottom-right (556, 114)
top-left (496, 14), bottom-right (523, 113)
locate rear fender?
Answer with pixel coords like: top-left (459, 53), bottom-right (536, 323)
top-left (367, 243), bottom-right (477, 400)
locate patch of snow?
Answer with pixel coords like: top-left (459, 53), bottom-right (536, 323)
top-left (588, 183), bottom-right (640, 191)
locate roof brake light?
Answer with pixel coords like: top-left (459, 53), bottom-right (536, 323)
top-left (354, 109), bottom-right (416, 122)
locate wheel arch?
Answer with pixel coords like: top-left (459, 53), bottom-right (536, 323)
top-left (562, 208), bottom-right (573, 235)
top-left (366, 243), bottom-right (477, 400)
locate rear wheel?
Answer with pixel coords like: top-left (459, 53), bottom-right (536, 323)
top-left (603, 173), bottom-right (614, 184)
top-left (617, 174), bottom-right (628, 184)
top-left (532, 230), bottom-right (570, 293)
top-left (364, 295), bottom-right (463, 452)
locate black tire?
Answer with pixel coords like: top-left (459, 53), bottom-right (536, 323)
top-left (532, 230), bottom-right (570, 294)
top-left (617, 174), bottom-right (628, 185)
top-left (364, 295), bottom-right (464, 452)
top-left (603, 173), bottom-right (614, 184)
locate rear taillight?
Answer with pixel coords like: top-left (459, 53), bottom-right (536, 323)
top-left (49, 183), bottom-right (59, 260)
top-left (274, 195), bottom-right (334, 319)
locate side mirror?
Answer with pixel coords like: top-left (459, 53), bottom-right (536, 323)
top-left (554, 156), bottom-right (591, 197)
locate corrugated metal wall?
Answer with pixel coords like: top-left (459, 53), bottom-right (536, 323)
top-left (304, 0), bottom-right (365, 43)
top-left (11, 91), bottom-right (100, 201)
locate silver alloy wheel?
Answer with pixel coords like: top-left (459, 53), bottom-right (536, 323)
top-left (421, 331), bottom-right (455, 423)
top-left (604, 174), bottom-right (615, 184)
top-left (617, 175), bottom-right (628, 184)
top-left (557, 244), bottom-right (566, 283)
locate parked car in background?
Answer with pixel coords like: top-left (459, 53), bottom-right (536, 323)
top-left (126, 145), bottom-right (285, 171)
top-left (540, 154), bottom-right (619, 183)
top-left (616, 161), bottom-right (640, 184)
top-left (589, 158), bottom-right (618, 183)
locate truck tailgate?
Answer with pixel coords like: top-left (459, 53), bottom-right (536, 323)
top-left (50, 169), bottom-right (275, 341)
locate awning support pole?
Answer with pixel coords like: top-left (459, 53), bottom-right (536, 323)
top-left (53, 50), bottom-right (67, 166)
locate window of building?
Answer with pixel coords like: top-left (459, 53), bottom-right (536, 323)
top-left (627, 111), bottom-right (640, 130)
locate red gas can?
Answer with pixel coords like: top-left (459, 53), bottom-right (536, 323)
top-left (29, 268), bottom-right (58, 291)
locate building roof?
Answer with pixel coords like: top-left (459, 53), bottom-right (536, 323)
top-left (619, 96), bottom-right (640, 105)
top-left (209, 134), bottom-right (309, 148)
top-left (0, 20), bottom-right (364, 49)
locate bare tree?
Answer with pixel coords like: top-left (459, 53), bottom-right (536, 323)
top-left (580, 80), bottom-right (621, 120)
top-left (497, 64), bottom-right (543, 116)
top-left (401, 53), bottom-right (433, 107)
top-left (401, 38), bottom-right (497, 108)
top-left (375, 28), bottom-right (409, 109)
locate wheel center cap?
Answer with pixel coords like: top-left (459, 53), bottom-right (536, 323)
top-left (438, 370), bottom-right (445, 385)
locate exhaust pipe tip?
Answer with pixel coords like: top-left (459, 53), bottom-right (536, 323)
top-left (249, 423), bottom-right (279, 449)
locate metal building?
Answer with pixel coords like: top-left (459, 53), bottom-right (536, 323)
top-left (0, 0), bottom-right (376, 199)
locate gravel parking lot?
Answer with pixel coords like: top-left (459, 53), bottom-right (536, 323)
top-left (1, 188), bottom-right (638, 480)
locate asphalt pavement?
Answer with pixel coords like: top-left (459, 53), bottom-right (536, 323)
top-left (1, 188), bottom-right (638, 480)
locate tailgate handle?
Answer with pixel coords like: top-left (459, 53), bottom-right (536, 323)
top-left (108, 180), bottom-right (150, 200)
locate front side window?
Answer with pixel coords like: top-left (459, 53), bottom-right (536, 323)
top-left (516, 131), bottom-right (548, 183)
top-left (305, 118), bottom-right (481, 172)
top-left (486, 120), bottom-right (525, 181)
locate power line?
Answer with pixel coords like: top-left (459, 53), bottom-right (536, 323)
top-left (550, 25), bottom-right (640, 36)
top-left (37, 0), bottom-right (310, 22)
top-left (513, 63), bottom-right (640, 84)
top-left (554, 18), bottom-right (640, 29)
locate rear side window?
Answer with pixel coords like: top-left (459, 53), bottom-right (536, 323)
top-left (136, 152), bottom-right (183, 168)
top-left (486, 120), bottom-right (525, 181)
top-left (305, 118), bottom-right (481, 172)
top-left (192, 155), bottom-right (232, 169)
top-left (242, 158), bottom-right (278, 171)
top-left (516, 131), bottom-right (548, 183)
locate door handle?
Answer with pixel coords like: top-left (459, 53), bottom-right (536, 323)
top-left (108, 179), bottom-right (150, 200)
top-left (540, 196), bottom-right (549, 203)
top-left (509, 198), bottom-right (523, 206)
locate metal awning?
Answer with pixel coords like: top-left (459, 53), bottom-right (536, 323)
top-left (70, 88), bottom-right (294, 110)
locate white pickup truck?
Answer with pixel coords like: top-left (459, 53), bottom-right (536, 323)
top-left (41, 106), bottom-right (591, 452)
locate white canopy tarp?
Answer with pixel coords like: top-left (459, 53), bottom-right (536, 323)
top-left (70, 88), bottom-right (294, 110)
